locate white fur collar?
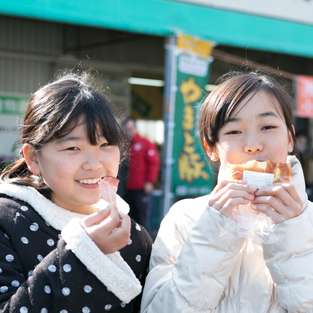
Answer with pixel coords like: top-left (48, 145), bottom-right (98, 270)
top-left (0, 182), bottom-right (130, 231)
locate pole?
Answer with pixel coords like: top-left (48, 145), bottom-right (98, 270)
top-left (161, 36), bottom-right (177, 217)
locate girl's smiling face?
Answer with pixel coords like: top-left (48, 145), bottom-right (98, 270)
top-left (210, 91), bottom-right (294, 178)
top-left (25, 121), bottom-right (120, 214)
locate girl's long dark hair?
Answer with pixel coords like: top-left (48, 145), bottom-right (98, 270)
top-left (1, 71), bottom-right (128, 189)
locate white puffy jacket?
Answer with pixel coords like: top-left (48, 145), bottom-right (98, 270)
top-left (141, 157), bottom-right (313, 313)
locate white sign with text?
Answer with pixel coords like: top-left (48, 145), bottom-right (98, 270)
top-left (0, 115), bottom-right (22, 158)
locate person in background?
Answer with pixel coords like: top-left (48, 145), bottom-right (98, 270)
top-left (123, 118), bottom-right (160, 232)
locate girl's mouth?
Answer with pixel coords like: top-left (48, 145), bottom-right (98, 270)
top-left (77, 175), bottom-right (118, 186)
top-left (77, 178), bottom-right (102, 185)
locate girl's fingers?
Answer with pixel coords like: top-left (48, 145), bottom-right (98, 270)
top-left (219, 197), bottom-right (251, 217)
top-left (81, 204), bottom-right (131, 254)
top-left (208, 180), bottom-right (257, 214)
top-left (253, 191), bottom-right (292, 212)
top-left (253, 196), bottom-right (291, 217)
top-left (282, 183), bottom-right (303, 205)
top-left (97, 202), bottom-right (122, 228)
top-left (212, 180), bottom-right (247, 195)
top-left (106, 202), bottom-right (122, 228)
top-left (118, 211), bottom-right (132, 233)
top-left (211, 181), bottom-right (256, 201)
top-left (212, 189), bottom-right (254, 210)
top-left (256, 183), bottom-right (302, 206)
top-left (253, 183), bottom-right (303, 222)
top-left (81, 206), bottom-right (111, 228)
top-left (107, 213), bottom-right (131, 247)
top-left (209, 180), bottom-right (302, 223)
top-left (82, 202), bottom-right (121, 234)
top-left (253, 204), bottom-right (285, 224)
top-left (217, 181), bottom-right (257, 196)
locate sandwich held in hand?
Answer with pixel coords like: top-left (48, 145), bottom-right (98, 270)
top-left (226, 159), bottom-right (292, 187)
top-left (221, 160), bottom-right (291, 243)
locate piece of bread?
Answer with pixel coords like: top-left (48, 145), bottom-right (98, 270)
top-left (226, 160), bottom-right (291, 183)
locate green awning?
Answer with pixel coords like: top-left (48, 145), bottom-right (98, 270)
top-left (1, 0), bottom-right (313, 58)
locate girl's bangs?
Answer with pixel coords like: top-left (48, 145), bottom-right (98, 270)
top-left (85, 107), bottom-right (121, 146)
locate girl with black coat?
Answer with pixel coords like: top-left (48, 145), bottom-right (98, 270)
top-left (0, 71), bottom-right (152, 313)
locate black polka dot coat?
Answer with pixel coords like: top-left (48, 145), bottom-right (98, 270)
top-left (0, 182), bottom-right (152, 313)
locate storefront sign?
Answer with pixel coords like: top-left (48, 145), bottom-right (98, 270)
top-left (0, 95), bottom-right (28, 158)
top-left (296, 75), bottom-right (313, 118)
top-left (0, 96), bottom-right (28, 115)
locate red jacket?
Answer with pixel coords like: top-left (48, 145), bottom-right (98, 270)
top-left (126, 133), bottom-right (160, 190)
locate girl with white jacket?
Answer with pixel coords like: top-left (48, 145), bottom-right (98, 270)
top-left (141, 72), bottom-right (313, 313)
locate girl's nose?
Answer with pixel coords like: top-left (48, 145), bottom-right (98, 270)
top-left (82, 154), bottom-right (102, 171)
top-left (244, 135), bottom-right (263, 154)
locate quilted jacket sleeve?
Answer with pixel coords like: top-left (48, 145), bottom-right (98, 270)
top-left (141, 198), bottom-right (245, 313)
top-left (263, 202), bottom-right (313, 313)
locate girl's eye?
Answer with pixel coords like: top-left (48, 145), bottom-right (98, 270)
top-left (262, 125), bottom-right (276, 130)
top-left (101, 142), bottom-right (109, 147)
top-left (66, 147), bottom-right (79, 151)
top-left (225, 130), bottom-right (241, 135)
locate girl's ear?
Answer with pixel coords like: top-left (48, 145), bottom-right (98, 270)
top-left (22, 144), bottom-right (41, 174)
top-left (203, 140), bottom-right (219, 161)
top-left (288, 125), bottom-right (295, 153)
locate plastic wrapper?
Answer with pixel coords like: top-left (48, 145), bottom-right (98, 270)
top-left (97, 176), bottom-right (119, 227)
top-left (219, 160), bottom-right (291, 244)
top-left (99, 176), bottom-right (119, 204)
top-left (219, 203), bottom-right (277, 243)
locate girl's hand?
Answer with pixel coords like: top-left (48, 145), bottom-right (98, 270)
top-left (80, 203), bottom-right (131, 254)
top-left (208, 179), bottom-right (257, 217)
top-left (252, 183), bottom-right (303, 224)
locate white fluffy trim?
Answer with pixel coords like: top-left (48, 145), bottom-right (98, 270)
top-left (0, 183), bottom-right (129, 231)
top-left (62, 218), bottom-right (141, 303)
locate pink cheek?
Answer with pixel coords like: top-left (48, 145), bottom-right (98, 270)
top-left (52, 163), bottom-right (73, 179)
